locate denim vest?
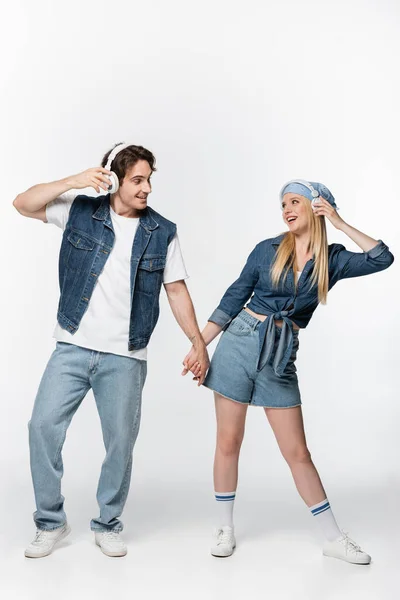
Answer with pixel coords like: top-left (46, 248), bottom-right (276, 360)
top-left (57, 194), bottom-right (176, 350)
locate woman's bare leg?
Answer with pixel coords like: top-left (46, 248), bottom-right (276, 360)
top-left (211, 393), bottom-right (248, 555)
top-left (264, 405), bottom-right (326, 506)
top-left (214, 393), bottom-right (248, 492)
top-left (263, 405), bottom-right (371, 562)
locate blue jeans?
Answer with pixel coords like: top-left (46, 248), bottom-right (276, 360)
top-left (28, 342), bottom-right (147, 532)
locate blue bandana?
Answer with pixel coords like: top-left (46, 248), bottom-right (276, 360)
top-left (280, 179), bottom-right (338, 210)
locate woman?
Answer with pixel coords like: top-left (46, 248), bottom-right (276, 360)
top-left (183, 179), bottom-right (394, 564)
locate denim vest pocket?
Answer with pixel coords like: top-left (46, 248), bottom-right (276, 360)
top-left (67, 230), bottom-right (96, 250)
top-left (138, 256), bottom-right (166, 272)
top-left (136, 255), bottom-right (166, 295)
top-left (65, 229), bottom-right (96, 272)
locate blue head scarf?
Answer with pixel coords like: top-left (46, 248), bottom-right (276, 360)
top-left (280, 179), bottom-right (338, 210)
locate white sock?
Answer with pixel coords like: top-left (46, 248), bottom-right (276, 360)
top-left (310, 498), bottom-right (342, 542)
top-left (215, 491), bottom-right (236, 528)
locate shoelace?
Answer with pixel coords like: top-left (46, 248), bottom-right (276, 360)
top-left (32, 530), bottom-right (50, 545)
top-left (102, 531), bottom-right (122, 542)
top-left (340, 532), bottom-right (362, 554)
top-left (216, 529), bottom-right (233, 546)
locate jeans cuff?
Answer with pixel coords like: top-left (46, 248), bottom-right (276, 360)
top-left (90, 525), bottom-right (123, 533)
top-left (35, 523), bottom-right (67, 532)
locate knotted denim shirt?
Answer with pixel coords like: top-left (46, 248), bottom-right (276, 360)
top-left (209, 234), bottom-right (394, 377)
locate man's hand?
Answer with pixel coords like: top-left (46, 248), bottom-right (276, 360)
top-left (13, 166), bottom-right (113, 221)
top-left (67, 167), bottom-right (112, 193)
top-left (164, 280), bottom-right (210, 386)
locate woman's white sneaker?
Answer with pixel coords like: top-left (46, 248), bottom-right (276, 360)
top-left (211, 526), bottom-right (236, 557)
top-left (25, 524), bottom-right (71, 558)
top-left (323, 532), bottom-right (371, 564)
top-left (95, 531), bottom-right (127, 557)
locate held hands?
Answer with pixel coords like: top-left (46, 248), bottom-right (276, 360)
top-left (68, 167), bottom-right (112, 194)
top-left (313, 197), bottom-right (345, 230)
top-left (182, 342), bottom-right (210, 387)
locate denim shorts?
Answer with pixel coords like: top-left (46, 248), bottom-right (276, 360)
top-left (203, 310), bottom-right (301, 408)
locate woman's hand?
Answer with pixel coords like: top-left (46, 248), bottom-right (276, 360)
top-left (182, 344), bottom-right (210, 386)
top-left (313, 197), bottom-right (382, 251)
top-left (312, 197), bottom-right (345, 230)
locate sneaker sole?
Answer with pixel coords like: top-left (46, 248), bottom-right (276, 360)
top-left (211, 545), bottom-right (236, 558)
top-left (95, 540), bottom-right (127, 557)
top-left (323, 551), bottom-right (371, 565)
top-left (25, 525), bottom-right (71, 559)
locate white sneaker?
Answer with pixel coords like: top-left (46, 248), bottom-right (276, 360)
top-left (25, 524), bottom-right (71, 558)
top-left (95, 531), bottom-right (127, 557)
top-left (323, 532), bottom-right (371, 564)
top-left (211, 526), bottom-right (236, 557)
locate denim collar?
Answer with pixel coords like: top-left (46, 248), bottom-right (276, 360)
top-left (92, 194), bottom-right (159, 231)
top-left (271, 233), bottom-right (285, 246)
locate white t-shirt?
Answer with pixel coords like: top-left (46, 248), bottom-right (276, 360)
top-left (46, 191), bottom-right (189, 360)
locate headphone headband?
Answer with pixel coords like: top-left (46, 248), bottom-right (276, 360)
top-left (279, 179), bottom-right (339, 210)
top-left (280, 179), bottom-right (319, 199)
top-left (105, 143), bottom-right (130, 171)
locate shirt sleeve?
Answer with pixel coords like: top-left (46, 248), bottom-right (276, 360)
top-left (333, 240), bottom-right (394, 281)
top-left (45, 190), bottom-right (78, 231)
top-left (162, 232), bottom-right (189, 284)
top-left (208, 244), bottom-right (260, 328)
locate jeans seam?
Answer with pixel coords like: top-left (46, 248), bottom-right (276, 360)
top-left (118, 363), bottom-right (144, 505)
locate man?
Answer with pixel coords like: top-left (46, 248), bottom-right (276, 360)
top-left (13, 143), bottom-right (209, 558)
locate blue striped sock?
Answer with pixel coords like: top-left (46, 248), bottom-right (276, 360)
top-left (310, 498), bottom-right (342, 542)
top-left (215, 491), bottom-right (236, 528)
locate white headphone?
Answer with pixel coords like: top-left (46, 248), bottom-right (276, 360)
top-left (104, 143), bottom-right (130, 194)
top-left (279, 179), bottom-right (323, 214)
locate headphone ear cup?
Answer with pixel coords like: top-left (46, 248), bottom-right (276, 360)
top-left (311, 196), bottom-right (321, 212)
top-left (107, 172), bottom-right (119, 194)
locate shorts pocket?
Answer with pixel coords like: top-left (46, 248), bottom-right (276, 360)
top-left (227, 316), bottom-right (253, 337)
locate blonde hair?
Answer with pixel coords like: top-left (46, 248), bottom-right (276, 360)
top-left (270, 198), bottom-right (329, 304)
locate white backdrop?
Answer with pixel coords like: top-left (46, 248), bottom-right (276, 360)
top-left (1, 1), bottom-right (399, 599)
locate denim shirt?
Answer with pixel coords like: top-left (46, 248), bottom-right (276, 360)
top-left (209, 234), bottom-right (394, 377)
top-left (57, 194), bottom-right (176, 350)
